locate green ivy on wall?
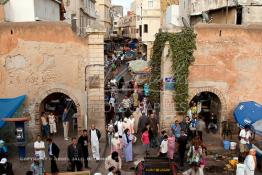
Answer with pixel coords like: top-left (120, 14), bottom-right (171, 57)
top-left (148, 28), bottom-right (196, 114)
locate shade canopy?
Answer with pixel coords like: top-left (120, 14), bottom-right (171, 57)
top-left (233, 101), bottom-right (262, 127)
top-left (0, 95), bottom-right (26, 128)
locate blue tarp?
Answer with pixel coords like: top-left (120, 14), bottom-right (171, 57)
top-left (0, 95), bottom-right (26, 128)
top-left (233, 101), bottom-right (262, 127)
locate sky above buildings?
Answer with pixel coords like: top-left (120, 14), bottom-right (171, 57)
top-left (112, 0), bottom-right (131, 16)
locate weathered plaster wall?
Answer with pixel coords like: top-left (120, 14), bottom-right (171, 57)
top-left (160, 24), bottom-right (262, 131)
top-left (242, 6), bottom-right (262, 24)
top-left (0, 22), bottom-right (105, 139)
top-left (190, 24), bottom-right (262, 120)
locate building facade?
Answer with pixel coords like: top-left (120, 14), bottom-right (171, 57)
top-left (0, 22), bottom-right (105, 140)
top-left (141, 0), bottom-right (161, 59)
top-left (112, 5), bottom-right (123, 17)
top-left (189, 0), bottom-right (262, 26)
top-left (3, 0), bottom-right (64, 22)
top-left (64, 0), bottom-right (97, 36)
top-left (96, 0), bottom-right (112, 39)
top-left (160, 24), bottom-right (262, 133)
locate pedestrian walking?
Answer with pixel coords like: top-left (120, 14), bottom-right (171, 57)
top-left (190, 115), bottom-right (198, 139)
top-left (0, 158), bottom-right (14, 175)
top-left (89, 124), bottom-right (101, 161)
top-left (167, 134), bottom-right (175, 160)
top-left (196, 117), bottom-right (205, 141)
top-left (107, 120), bottom-right (115, 150)
top-left (199, 147), bottom-right (207, 175)
top-left (105, 151), bottom-right (122, 171)
top-left (122, 96), bottom-right (131, 117)
top-left (187, 138), bottom-right (203, 165)
top-left (132, 108), bottom-right (141, 134)
top-left (118, 77), bottom-right (125, 93)
top-left (160, 130), bottom-right (168, 144)
top-left (62, 108), bottom-right (69, 140)
top-left (129, 115), bottom-right (135, 134)
top-left (122, 117), bottom-right (131, 132)
top-left (244, 148), bottom-right (256, 175)
top-left (40, 113), bottom-right (49, 138)
top-left (159, 135), bottom-right (168, 158)
top-left (149, 111), bottom-right (159, 148)
top-left (132, 90), bottom-right (139, 110)
top-left (48, 113), bottom-right (57, 135)
top-left (78, 130), bottom-right (89, 169)
top-left (171, 120), bottom-right (181, 140)
top-left (34, 135), bottom-right (45, 174)
top-left (115, 118), bottom-right (123, 138)
top-left (122, 129), bottom-right (133, 162)
top-left (239, 125), bottom-right (252, 156)
top-left (47, 138), bottom-right (59, 175)
top-left (191, 102), bottom-right (197, 115)
top-left (177, 130), bottom-right (188, 167)
top-left (181, 116), bottom-right (191, 138)
top-left (137, 112), bottom-right (148, 136)
top-left (67, 137), bottom-right (83, 172)
top-left (109, 93), bottom-right (116, 108)
top-left (141, 128), bottom-right (150, 156)
top-left (30, 155), bottom-right (42, 175)
top-left (111, 133), bottom-right (122, 155)
top-left (236, 156), bottom-right (246, 175)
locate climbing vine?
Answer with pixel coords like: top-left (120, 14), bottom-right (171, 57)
top-left (148, 28), bottom-right (196, 114)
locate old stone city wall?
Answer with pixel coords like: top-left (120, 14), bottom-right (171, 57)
top-left (161, 24), bottom-right (262, 130)
top-left (0, 22), bottom-right (105, 139)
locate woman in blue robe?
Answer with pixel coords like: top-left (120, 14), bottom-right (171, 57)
top-left (122, 128), bottom-right (133, 162)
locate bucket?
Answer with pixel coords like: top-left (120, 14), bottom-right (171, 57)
top-left (230, 142), bottom-right (237, 150)
top-left (223, 140), bottom-right (230, 150)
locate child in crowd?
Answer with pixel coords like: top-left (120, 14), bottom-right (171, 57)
top-left (141, 128), bottom-right (150, 155)
top-left (159, 135), bottom-right (168, 158)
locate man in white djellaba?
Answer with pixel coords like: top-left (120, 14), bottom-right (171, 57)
top-left (244, 148), bottom-right (257, 175)
top-left (89, 124), bottom-right (101, 161)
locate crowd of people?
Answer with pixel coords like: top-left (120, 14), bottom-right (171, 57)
top-left (23, 123), bottom-right (102, 175)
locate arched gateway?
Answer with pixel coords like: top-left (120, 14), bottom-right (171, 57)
top-left (189, 87), bottom-right (227, 132)
top-left (32, 88), bottom-right (82, 137)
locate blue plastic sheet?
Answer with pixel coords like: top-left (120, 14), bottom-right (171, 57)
top-left (234, 101), bottom-right (262, 127)
top-left (0, 95), bottom-right (26, 128)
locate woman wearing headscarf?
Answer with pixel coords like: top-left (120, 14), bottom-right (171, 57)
top-left (111, 133), bottom-right (122, 155)
top-left (122, 129), bottom-right (133, 162)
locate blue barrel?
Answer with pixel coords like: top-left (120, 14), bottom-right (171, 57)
top-left (223, 140), bottom-right (230, 150)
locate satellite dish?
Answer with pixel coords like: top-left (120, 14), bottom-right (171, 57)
top-left (182, 17), bottom-right (190, 28)
top-left (202, 12), bottom-right (209, 23)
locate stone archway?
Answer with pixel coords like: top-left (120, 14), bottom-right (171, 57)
top-left (31, 88), bottom-right (82, 137)
top-left (189, 87), bottom-right (227, 122)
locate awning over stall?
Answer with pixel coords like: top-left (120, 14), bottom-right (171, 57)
top-left (0, 95), bottom-right (26, 128)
